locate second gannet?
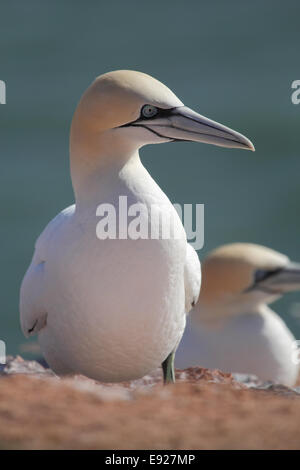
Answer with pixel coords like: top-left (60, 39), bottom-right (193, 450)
top-left (190, 243), bottom-right (300, 386)
top-left (20, 70), bottom-right (253, 383)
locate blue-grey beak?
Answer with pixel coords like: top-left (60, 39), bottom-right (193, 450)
top-left (253, 262), bottom-right (300, 294)
top-left (132, 106), bottom-right (255, 151)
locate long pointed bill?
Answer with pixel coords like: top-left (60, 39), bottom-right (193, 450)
top-left (256, 262), bottom-right (300, 294)
top-left (135, 106), bottom-right (255, 151)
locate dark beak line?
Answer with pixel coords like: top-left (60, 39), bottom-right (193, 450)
top-left (118, 107), bottom-right (178, 129)
top-left (133, 123), bottom-right (251, 147)
top-left (120, 106), bottom-right (238, 137)
top-left (243, 267), bottom-right (284, 294)
top-left (244, 263), bottom-right (300, 295)
top-left (168, 109), bottom-right (230, 133)
top-left (118, 105), bottom-right (254, 150)
top-left (131, 123), bottom-right (176, 141)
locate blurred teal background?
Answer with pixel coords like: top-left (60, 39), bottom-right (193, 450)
top-left (1, 0), bottom-right (300, 360)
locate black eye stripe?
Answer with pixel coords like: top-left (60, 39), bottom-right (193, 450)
top-left (133, 124), bottom-right (175, 141)
top-left (119, 107), bottom-right (176, 128)
top-left (243, 267), bottom-right (284, 293)
top-left (142, 107), bottom-right (176, 119)
top-left (254, 268), bottom-right (283, 284)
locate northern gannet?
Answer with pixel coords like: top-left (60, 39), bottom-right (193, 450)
top-left (20, 71), bottom-right (253, 383)
top-left (189, 243), bottom-right (300, 386)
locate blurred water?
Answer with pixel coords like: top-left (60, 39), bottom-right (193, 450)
top-left (1, 1), bottom-right (300, 360)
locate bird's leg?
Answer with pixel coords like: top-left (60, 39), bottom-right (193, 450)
top-left (162, 350), bottom-right (176, 384)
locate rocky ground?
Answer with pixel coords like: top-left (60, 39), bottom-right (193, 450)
top-left (0, 356), bottom-right (300, 449)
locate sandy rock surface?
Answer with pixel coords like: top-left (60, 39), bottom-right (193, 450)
top-left (0, 356), bottom-right (300, 449)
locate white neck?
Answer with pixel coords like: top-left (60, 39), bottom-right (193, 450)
top-left (70, 122), bottom-right (141, 207)
top-left (194, 296), bottom-right (279, 327)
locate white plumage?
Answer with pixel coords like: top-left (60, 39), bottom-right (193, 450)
top-left (20, 71), bottom-right (252, 382)
top-left (179, 243), bottom-right (300, 386)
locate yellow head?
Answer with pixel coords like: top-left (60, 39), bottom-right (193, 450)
top-left (70, 70), bottom-right (254, 194)
top-left (196, 243), bottom-right (300, 321)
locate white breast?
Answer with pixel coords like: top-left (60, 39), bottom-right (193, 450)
top-left (21, 160), bottom-right (189, 382)
top-left (178, 306), bottom-right (299, 386)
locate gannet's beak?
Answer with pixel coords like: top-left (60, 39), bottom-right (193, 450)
top-left (130, 106), bottom-right (255, 151)
top-left (251, 262), bottom-right (300, 294)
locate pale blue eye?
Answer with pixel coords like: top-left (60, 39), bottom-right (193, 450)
top-left (142, 105), bottom-right (158, 118)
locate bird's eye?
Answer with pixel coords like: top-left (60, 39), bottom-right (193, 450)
top-left (141, 105), bottom-right (158, 118)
